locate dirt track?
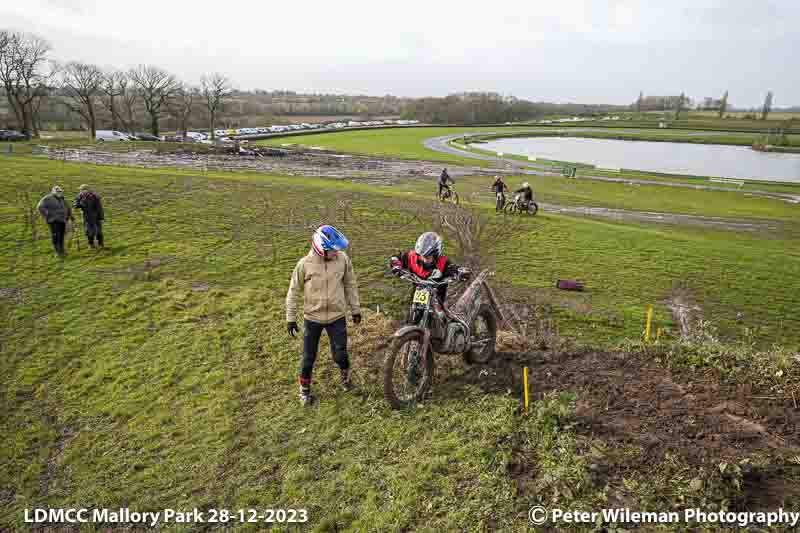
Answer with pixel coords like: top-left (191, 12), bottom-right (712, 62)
top-left (33, 147), bottom-right (787, 233)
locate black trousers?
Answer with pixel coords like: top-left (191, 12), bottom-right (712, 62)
top-left (48, 221), bottom-right (66, 254)
top-left (84, 219), bottom-right (104, 246)
top-left (300, 317), bottom-right (349, 383)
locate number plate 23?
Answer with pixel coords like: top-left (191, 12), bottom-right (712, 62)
top-left (412, 289), bottom-right (430, 305)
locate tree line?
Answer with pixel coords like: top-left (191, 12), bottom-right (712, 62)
top-left (9, 28), bottom-right (785, 138)
top-left (0, 29), bottom-right (236, 139)
top-left (634, 90), bottom-right (778, 120)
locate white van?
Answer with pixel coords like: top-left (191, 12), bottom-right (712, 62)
top-left (96, 130), bottom-right (131, 142)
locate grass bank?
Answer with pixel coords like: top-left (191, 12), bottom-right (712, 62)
top-left (1, 156), bottom-right (799, 531)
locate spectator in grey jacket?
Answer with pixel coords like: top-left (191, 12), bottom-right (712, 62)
top-left (37, 185), bottom-right (74, 257)
top-left (73, 184), bottom-right (105, 248)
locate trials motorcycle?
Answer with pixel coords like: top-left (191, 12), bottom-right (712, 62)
top-left (383, 268), bottom-right (499, 409)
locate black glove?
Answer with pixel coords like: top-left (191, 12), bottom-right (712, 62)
top-left (458, 268), bottom-right (472, 280)
top-left (287, 321), bottom-right (299, 337)
top-left (389, 257), bottom-right (403, 273)
top-left (352, 314), bottom-right (362, 325)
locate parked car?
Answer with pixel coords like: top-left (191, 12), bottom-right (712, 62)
top-left (132, 132), bottom-right (162, 142)
top-left (96, 130), bottom-right (131, 142)
top-left (184, 131), bottom-right (207, 141)
top-left (0, 129), bottom-right (27, 141)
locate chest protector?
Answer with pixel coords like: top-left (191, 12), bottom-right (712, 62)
top-left (407, 251), bottom-right (447, 278)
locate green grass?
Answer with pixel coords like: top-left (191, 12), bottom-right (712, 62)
top-left (1, 156), bottom-right (799, 531)
top-left (255, 127), bottom-right (546, 165)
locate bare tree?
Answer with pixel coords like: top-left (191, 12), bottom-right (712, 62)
top-left (59, 61), bottom-right (103, 139)
top-left (635, 91), bottom-right (643, 113)
top-left (761, 91), bottom-right (773, 120)
top-left (201, 72), bottom-right (231, 139)
top-left (119, 75), bottom-right (140, 133)
top-left (718, 90), bottom-right (728, 118)
top-left (0, 31), bottom-right (52, 137)
top-left (172, 84), bottom-right (198, 135)
top-left (129, 64), bottom-right (180, 136)
top-left (99, 69), bottom-right (129, 131)
top-left (674, 92), bottom-right (686, 120)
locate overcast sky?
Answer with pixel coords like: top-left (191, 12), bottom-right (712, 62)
top-left (3, 0), bottom-right (798, 107)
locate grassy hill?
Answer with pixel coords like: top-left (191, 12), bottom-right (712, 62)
top-left (1, 155), bottom-right (799, 531)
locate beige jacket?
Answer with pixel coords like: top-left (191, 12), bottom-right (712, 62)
top-left (286, 250), bottom-right (361, 324)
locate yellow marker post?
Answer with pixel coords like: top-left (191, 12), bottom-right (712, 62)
top-left (645, 305), bottom-right (653, 342)
top-left (523, 367), bottom-right (530, 412)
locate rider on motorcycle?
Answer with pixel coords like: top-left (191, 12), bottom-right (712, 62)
top-left (389, 232), bottom-right (468, 306)
top-left (491, 175), bottom-right (509, 211)
top-left (438, 168), bottom-right (455, 199)
top-left (515, 182), bottom-right (534, 209)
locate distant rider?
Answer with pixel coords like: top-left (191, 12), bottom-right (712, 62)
top-left (491, 175), bottom-right (509, 211)
top-left (515, 181), bottom-right (534, 209)
top-left (438, 168), bottom-right (455, 199)
top-left (388, 232), bottom-right (468, 307)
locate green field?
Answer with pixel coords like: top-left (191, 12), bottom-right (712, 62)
top-left (256, 127), bottom-right (542, 164)
top-left (2, 155), bottom-right (800, 531)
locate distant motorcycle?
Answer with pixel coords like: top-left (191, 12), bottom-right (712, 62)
top-left (504, 192), bottom-right (538, 215)
top-left (383, 268), bottom-right (498, 409)
top-left (437, 186), bottom-right (460, 205)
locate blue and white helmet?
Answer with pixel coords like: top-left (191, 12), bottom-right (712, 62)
top-left (312, 225), bottom-right (349, 256)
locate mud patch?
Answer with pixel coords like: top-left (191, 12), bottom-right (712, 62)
top-left (528, 351), bottom-right (800, 463)
top-left (502, 349), bottom-right (800, 510)
top-left (0, 287), bottom-right (21, 302)
top-left (191, 281), bottom-right (211, 292)
top-left (40, 427), bottom-right (75, 498)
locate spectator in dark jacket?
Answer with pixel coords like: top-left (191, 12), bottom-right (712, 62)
top-left (73, 184), bottom-right (105, 248)
top-left (37, 185), bottom-right (74, 257)
top-left (491, 175), bottom-right (509, 211)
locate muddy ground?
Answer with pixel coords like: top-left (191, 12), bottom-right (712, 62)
top-left (434, 346), bottom-right (800, 518)
top-left (30, 147), bottom-right (786, 233)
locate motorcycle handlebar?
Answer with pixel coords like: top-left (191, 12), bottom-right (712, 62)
top-left (393, 270), bottom-right (459, 287)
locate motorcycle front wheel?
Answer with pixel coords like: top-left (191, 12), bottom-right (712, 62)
top-left (383, 331), bottom-right (435, 409)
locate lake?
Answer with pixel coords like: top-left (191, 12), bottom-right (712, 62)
top-left (480, 137), bottom-right (800, 183)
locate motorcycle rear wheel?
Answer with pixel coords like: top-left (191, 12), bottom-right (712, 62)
top-left (383, 331), bottom-right (435, 409)
top-left (462, 304), bottom-right (497, 364)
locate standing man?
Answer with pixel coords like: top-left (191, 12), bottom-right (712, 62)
top-left (286, 225), bottom-right (362, 406)
top-left (73, 184), bottom-right (105, 248)
top-left (37, 185), bottom-right (74, 257)
top-left (491, 175), bottom-right (509, 212)
top-left (438, 167), bottom-right (455, 200)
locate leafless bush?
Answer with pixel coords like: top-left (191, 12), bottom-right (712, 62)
top-left (18, 190), bottom-right (38, 243)
top-left (666, 285), bottom-right (703, 340)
